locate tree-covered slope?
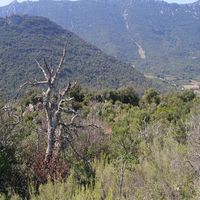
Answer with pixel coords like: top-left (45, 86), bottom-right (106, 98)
top-left (0, 15), bottom-right (150, 97)
top-left (1, 0), bottom-right (200, 80)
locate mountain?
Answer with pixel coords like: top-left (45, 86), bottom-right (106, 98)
top-left (0, 15), bottom-right (152, 97)
top-left (1, 0), bottom-right (200, 82)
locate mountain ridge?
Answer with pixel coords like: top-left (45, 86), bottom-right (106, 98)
top-left (0, 14), bottom-right (154, 97)
top-left (1, 0), bottom-right (200, 83)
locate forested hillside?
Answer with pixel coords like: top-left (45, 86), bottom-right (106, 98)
top-left (0, 15), bottom-right (151, 97)
top-left (1, 0), bottom-right (200, 81)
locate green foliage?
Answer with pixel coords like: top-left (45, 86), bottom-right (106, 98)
top-left (70, 85), bottom-right (85, 103)
top-left (2, 0), bottom-right (200, 81)
top-left (179, 89), bottom-right (196, 103)
top-left (116, 87), bottom-right (140, 106)
top-left (0, 15), bottom-right (152, 97)
top-left (1, 86), bottom-right (200, 199)
top-left (0, 102), bottom-right (30, 199)
top-left (0, 145), bottom-right (29, 199)
top-left (100, 87), bottom-right (140, 106)
top-left (140, 88), bottom-right (160, 107)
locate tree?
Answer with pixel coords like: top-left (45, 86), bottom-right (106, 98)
top-left (140, 88), bottom-right (160, 107)
top-left (20, 44), bottom-right (77, 164)
top-left (0, 97), bottom-right (30, 199)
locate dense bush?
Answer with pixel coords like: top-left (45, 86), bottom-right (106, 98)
top-left (95, 87), bottom-right (140, 106)
top-left (1, 88), bottom-right (200, 199)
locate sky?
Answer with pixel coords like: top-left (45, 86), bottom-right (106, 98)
top-left (0, 0), bottom-right (197, 7)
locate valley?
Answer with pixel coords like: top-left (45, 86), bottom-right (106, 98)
top-left (182, 80), bottom-right (200, 94)
top-left (145, 72), bottom-right (200, 95)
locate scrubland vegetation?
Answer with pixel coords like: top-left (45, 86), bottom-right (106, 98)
top-left (1, 1), bottom-right (200, 199)
top-left (1, 86), bottom-right (200, 200)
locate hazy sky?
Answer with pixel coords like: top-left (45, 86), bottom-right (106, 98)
top-left (0, 0), bottom-right (197, 7)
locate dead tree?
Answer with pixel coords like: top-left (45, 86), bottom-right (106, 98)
top-left (20, 45), bottom-right (77, 163)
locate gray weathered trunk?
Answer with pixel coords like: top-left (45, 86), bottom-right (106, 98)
top-left (45, 124), bottom-right (55, 162)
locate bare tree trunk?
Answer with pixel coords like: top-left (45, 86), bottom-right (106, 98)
top-left (20, 44), bottom-right (77, 165)
top-left (45, 125), bottom-right (55, 163)
top-left (54, 124), bottom-right (63, 157)
top-left (118, 160), bottom-right (126, 200)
